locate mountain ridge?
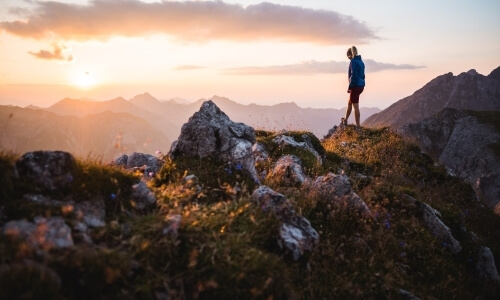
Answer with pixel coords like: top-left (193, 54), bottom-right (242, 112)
top-left (363, 66), bottom-right (500, 129)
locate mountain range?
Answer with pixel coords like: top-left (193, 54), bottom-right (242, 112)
top-left (0, 106), bottom-right (169, 160)
top-left (363, 67), bottom-right (500, 128)
top-left (0, 95), bottom-right (380, 161)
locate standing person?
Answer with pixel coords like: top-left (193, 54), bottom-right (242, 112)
top-left (342, 46), bottom-right (365, 127)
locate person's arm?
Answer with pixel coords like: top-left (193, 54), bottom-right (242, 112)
top-left (348, 62), bottom-right (353, 92)
top-left (349, 61), bottom-right (360, 89)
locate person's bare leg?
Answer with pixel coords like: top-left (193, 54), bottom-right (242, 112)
top-left (344, 101), bottom-right (353, 123)
top-left (353, 103), bottom-right (360, 127)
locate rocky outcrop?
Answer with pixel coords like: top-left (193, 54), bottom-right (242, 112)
top-left (400, 108), bottom-right (500, 213)
top-left (363, 66), bottom-right (500, 129)
top-left (251, 186), bottom-right (319, 261)
top-left (1, 150), bottom-right (156, 249)
top-left (169, 100), bottom-right (259, 182)
top-left (310, 172), bottom-right (372, 216)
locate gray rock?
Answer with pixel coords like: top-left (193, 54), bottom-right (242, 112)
top-left (2, 216), bottom-right (74, 251)
top-left (131, 181), bottom-right (156, 210)
top-left (272, 134), bottom-right (322, 165)
top-left (323, 125), bottom-right (338, 140)
top-left (23, 194), bottom-right (106, 228)
top-left (15, 151), bottom-right (76, 192)
top-left (170, 100), bottom-right (259, 182)
top-left (126, 152), bottom-right (163, 174)
top-left (475, 246), bottom-right (500, 283)
top-left (252, 142), bottom-right (269, 162)
top-left (113, 154), bottom-right (128, 167)
top-left (399, 289), bottom-right (422, 300)
top-left (406, 195), bottom-right (462, 254)
top-left (251, 186), bottom-right (319, 260)
top-left (400, 108), bottom-right (500, 212)
top-left (113, 152), bottom-right (163, 178)
top-left (74, 198), bottom-right (106, 228)
top-left (268, 155), bottom-right (309, 186)
top-left (310, 172), bottom-right (371, 216)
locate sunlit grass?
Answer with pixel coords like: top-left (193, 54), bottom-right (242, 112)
top-left (1, 126), bottom-right (500, 298)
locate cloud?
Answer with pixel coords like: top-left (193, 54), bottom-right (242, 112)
top-left (0, 0), bottom-right (378, 44)
top-left (174, 65), bottom-right (205, 71)
top-left (364, 59), bottom-right (425, 72)
top-left (223, 59), bottom-right (425, 75)
top-left (28, 43), bottom-right (74, 61)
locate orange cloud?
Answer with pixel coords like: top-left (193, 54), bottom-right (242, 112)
top-left (174, 65), bottom-right (205, 71)
top-left (28, 43), bottom-right (74, 61)
top-left (0, 0), bottom-right (378, 44)
top-left (223, 60), bottom-right (425, 75)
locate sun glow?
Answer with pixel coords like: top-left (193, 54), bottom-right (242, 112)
top-left (72, 71), bottom-right (96, 89)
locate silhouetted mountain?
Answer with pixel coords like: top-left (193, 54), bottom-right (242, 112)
top-left (47, 97), bottom-right (180, 144)
top-left (400, 108), bottom-right (500, 213)
top-left (363, 67), bottom-right (500, 129)
top-left (48, 97), bottom-right (140, 118)
top-left (129, 92), bottom-right (164, 113)
top-left (0, 106), bottom-right (170, 161)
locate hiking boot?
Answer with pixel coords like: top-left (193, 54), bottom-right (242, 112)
top-left (341, 118), bottom-right (347, 126)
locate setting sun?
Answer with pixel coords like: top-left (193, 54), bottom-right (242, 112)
top-left (72, 71), bottom-right (96, 89)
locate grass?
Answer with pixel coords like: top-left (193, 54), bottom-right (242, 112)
top-left (1, 126), bottom-right (500, 299)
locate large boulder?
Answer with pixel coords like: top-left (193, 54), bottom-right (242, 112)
top-left (16, 151), bottom-right (76, 193)
top-left (251, 185), bottom-right (319, 261)
top-left (169, 100), bottom-right (259, 182)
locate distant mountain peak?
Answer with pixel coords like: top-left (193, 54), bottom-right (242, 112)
top-left (466, 69), bottom-right (479, 76)
top-left (488, 66), bottom-right (500, 81)
top-left (130, 92), bottom-right (160, 104)
top-left (109, 97), bottom-right (128, 103)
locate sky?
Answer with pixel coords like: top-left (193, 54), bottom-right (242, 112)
top-left (0, 0), bottom-right (499, 109)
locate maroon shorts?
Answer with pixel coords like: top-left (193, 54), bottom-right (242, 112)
top-left (349, 86), bottom-right (364, 104)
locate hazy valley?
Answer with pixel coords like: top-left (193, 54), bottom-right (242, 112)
top-left (1, 94), bottom-right (381, 161)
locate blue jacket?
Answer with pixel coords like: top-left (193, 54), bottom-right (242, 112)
top-left (348, 55), bottom-right (365, 88)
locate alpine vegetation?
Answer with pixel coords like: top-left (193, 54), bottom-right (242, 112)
top-left (1, 101), bottom-right (499, 299)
